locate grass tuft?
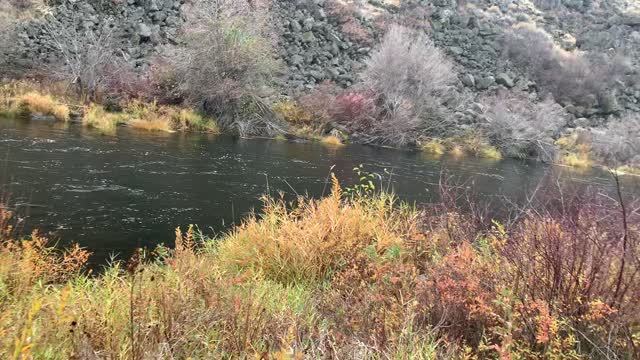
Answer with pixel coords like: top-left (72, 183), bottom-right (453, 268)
top-left (320, 135), bottom-right (344, 146)
top-left (17, 92), bottom-right (70, 121)
top-left (421, 139), bottom-right (445, 155)
top-left (82, 104), bottom-right (126, 134)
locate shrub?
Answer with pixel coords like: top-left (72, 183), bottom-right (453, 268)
top-left (481, 92), bottom-right (566, 161)
top-left (503, 24), bottom-right (625, 107)
top-left (591, 113), bottom-right (640, 168)
top-left (296, 81), bottom-right (339, 127)
top-left (505, 189), bottom-right (640, 355)
top-left (331, 91), bottom-right (377, 129)
top-left (0, 177), bottom-right (639, 357)
top-left (216, 178), bottom-right (410, 284)
top-left (167, 0), bottom-right (282, 136)
top-left (43, 14), bottom-right (125, 102)
top-left (18, 92), bottom-right (70, 121)
top-left (273, 100), bottom-right (313, 125)
top-left (358, 25), bottom-right (457, 146)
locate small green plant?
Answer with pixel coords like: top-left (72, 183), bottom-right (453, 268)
top-left (344, 164), bottom-right (380, 197)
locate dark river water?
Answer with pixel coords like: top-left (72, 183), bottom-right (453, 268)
top-left (1, 118), bottom-right (638, 263)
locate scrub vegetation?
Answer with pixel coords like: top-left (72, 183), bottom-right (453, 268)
top-left (1, 175), bottom-right (638, 359)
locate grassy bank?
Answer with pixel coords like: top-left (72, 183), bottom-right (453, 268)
top-left (1, 176), bottom-right (638, 359)
top-left (3, 81), bottom-right (640, 174)
top-left (0, 82), bottom-right (219, 136)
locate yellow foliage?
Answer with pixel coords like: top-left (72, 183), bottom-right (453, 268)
top-left (124, 102), bottom-right (219, 133)
top-left (18, 92), bottom-right (70, 121)
top-left (82, 104), bottom-right (126, 134)
top-left (450, 145), bottom-right (465, 157)
top-left (273, 100), bottom-right (313, 125)
top-left (217, 188), bottom-right (411, 284)
top-left (561, 153), bottom-right (592, 168)
top-left (560, 144), bottom-right (592, 169)
top-left (130, 117), bottom-right (174, 132)
top-left (421, 139), bottom-right (445, 155)
top-left (615, 165), bottom-right (640, 176)
top-left (320, 135), bottom-right (344, 146)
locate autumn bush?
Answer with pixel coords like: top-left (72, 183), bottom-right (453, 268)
top-left (0, 175), bottom-right (638, 358)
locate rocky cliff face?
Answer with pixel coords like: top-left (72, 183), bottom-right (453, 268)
top-left (4, 0), bottom-right (640, 122)
top-left (273, 0), bottom-right (372, 93)
top-left (6, 0), bottom-right (186, 72)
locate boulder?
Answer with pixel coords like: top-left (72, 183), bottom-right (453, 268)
top-left (495, 73), bottom-right (514, 88)
top-left (599, 93), bottom-right (620, 114)
top-left (461, 73), bottom-right (475, 87)
top-left (476, 76), bottom-right (495, 90)
top-left (138, 23), bottom-right (152, 38)
top-left (559, 33), bottom-right (577, 51)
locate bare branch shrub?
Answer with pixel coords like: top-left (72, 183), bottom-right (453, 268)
top-left (296, 81), bottom-right (340, 129)
top-left (167, 0), bottom-right (283, 136)
top-left (591, 113), bottom-right (640, 168)
top-left (481, 92), bottom-right (567, 161)
top-left (43, 15), bottom-right (124, 101)
top-left (358, 25), bottom-right (457, 146)
top-left (503, 24), bottom-right (625, 107)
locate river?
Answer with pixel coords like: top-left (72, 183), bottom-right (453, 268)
top-left (1, 118), bottom-right (638, 263)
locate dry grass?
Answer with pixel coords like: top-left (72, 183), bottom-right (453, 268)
top-left (421, 139), bottom-right (446, 156)
top-left (556, 132), bottom-right (594, 169)
top-left (422, 135), bottom-right (502, 160)
top-left (0, 177), bottom-right (638, 358)
top-left (125, 102), bottom-right (219, 133)
top-left (82, 104), bottom-right (126, 135)
top-left (17, 92), bottom-right (70, 121)
top-left (218, 178), bottom-right (410, 284)
top-left (320, 135), bottom-right (344, 147)
top-left (561, 151), bottom-right (593, 168)
top-left (129, 117), bottom-right (173, 132)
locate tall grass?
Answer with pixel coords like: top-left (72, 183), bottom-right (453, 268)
top-left (82, 104), bottom-right (126, 135)
top-left (0, 177), bottom-right (638, 358)
top-left (17, 92), bottom-right (70, 122)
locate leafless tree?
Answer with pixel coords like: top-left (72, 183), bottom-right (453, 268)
top-left (481, 92), bottom-right (566, 162)
top-left (43, 15), bottom-right (123, 101)
top-left (359, 24), bottom-right (457, 146)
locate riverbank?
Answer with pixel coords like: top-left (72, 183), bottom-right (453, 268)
top-left (1, 177), bottom-right (639, 358)
top-left (3, 81), bottom-right (640, 176)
